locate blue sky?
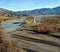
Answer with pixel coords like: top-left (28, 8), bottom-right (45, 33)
top-left (0, 0), bottom-right (60, 11)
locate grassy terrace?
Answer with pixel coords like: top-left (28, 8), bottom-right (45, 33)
top-left (11, 30), bottom-right (60, 52)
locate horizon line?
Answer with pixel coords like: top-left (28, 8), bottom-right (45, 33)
top-left (0, 6), bottom-right (60, 11)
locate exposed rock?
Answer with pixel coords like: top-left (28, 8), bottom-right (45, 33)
top-left (22, 16), bottom-right (37, 28)
top-left (24, 16), bottom-right (36, 24)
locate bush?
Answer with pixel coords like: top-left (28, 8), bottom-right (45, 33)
top-left (31, 24), bottom-right (57, 33)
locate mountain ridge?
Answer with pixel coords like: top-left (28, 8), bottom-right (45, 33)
top-left (15, 6), bottom-right (60, 14)
top-left (0, 6), bottom-right (60, 15)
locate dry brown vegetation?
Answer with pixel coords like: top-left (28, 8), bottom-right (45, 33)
top-left (0, 24), bottom-right (12, 52)
top-left (41, 16), bottom-right (60, 24)
top-left (31, 15), bottom-right (60, 33)
top-left (0, 24), bottom-right (27, 52)
top-left (31, 24), bottom-right (57, 33)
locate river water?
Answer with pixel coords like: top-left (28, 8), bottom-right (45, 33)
top-left (1, 15), bottom-right (57, 28)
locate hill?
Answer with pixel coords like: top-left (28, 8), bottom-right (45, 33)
top-left (0, 8), bottom-right (15, 15)
top-left (0, 6), bottom-right (60, 15)
top-left (16, 6), bottom-right (60, 15)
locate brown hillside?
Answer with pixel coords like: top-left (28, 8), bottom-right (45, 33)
top-left (0, 24), bottom-right (12, 52)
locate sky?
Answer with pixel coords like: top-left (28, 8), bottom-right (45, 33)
top-left (0, 0), bottom-right (60, 11)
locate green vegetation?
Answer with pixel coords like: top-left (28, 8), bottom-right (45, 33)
top-left (0, 13), bottom-right (21, 22)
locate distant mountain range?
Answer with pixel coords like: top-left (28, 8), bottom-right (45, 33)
top-left (0, 6), bottom-right (60, 15)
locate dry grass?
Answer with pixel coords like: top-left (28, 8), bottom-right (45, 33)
top-left (31, 24), bottom-right (57, 33)
top-left (0, 24), bottom-right (28, 52)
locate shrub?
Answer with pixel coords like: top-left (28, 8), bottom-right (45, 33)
top-left (31, 24), bottom-right (57, 33)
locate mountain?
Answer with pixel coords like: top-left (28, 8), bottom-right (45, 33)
top-left (16, 6), bottom-right (60, 15)
top-left (0, 6), bottom-right (60, 15)
top-left (0, 8), bottom-right (16, 16)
